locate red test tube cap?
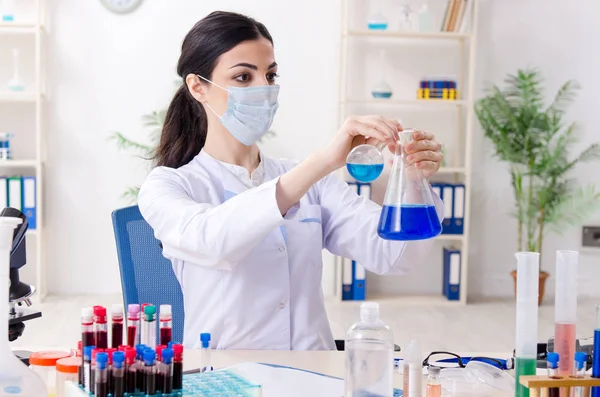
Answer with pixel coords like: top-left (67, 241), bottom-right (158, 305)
top-left (156, 345), bottom-right (166, 361)
top-left (105, 348), bottom-right (117, 365)
top-left (93, 306), bottom-right (107, 321)
top-left (172, 344), bottom-right (183, 360)
top-left (118, 345), bottom-right (128, 352)
top-left (125, 348), bottom-right (136, 365)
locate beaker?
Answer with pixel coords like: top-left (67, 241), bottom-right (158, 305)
top-left (377, 129), bottom-right (441, 240)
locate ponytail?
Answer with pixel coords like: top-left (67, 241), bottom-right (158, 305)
top-left (153, 85), bottom-right (208, 168)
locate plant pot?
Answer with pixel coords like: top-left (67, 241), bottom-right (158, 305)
top-left (510, 270), bottom-right (550, 306)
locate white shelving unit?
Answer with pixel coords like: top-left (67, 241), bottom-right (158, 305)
top-left (332, 0), bottom-right (479, 306)
top-left (0, 0), bottom-right (47, 299)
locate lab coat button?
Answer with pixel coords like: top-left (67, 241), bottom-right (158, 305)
top-left (279, 303), bottom-right (285, 309)
top-left (279, 246), bottom-right (286, 252)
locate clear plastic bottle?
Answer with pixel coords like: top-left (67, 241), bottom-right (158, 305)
top-left (344, 302), bottom-right (394, 397)
top-left (426, 366), bottom-right (441, 397)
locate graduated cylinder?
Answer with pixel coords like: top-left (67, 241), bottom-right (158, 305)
top-left (515, 252), bottom-right (540, 397)
top-left (554, 250), bottom-right (579, 379)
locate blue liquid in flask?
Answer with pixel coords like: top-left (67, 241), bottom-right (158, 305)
top-left (377, 204), bottom-right (441, 240)
top-left (346, 163), bottom-right (384, 183)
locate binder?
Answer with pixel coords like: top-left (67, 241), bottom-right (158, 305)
top-left (342, 257), bottom-right (354, 301)
top-left (7, 176), bottom-right (22, 211)
top-left (0, 177), bottom-right (7, 210)
top-left (441, 184), bottom-right (454, 234)
top-left (22, 176), bottom-right (36, 229)
top-left (452, 184), bottom-right (465, 234)
top-left (352, 261), bottom-right (366, 300)
top-left (443, 247), bottom-right (461, 301)
top-left (431, 183), bottom-right (443, 203)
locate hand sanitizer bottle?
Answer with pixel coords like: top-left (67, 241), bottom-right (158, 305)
top-left (344, 302), bottom-right (394, 397)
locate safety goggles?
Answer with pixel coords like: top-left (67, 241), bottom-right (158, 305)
top-left (422, 351), bottom-right (514, 371)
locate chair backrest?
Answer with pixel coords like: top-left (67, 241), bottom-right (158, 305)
top-left (111, 205), bottom-right (184, 345)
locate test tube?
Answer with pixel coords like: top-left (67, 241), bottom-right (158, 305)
top-left (592, 305), bottom-right (600, 397)
top-left (105, 348), bottom-right (117, 395)
top-left (127, 304), bottom-right (141, 347)
top-left (514, 252), bottom-right (540, 397)
top-left (81, 308), bottom-right (95, 387)
top-left (547, 352), bottom-right (560, 397)
top-left (94, 306), bottom-right (108, 349)
top-left (95, 352), bottom-right (109, 397)
top-left (159, 305), bottom-right (173, 346)
top-left (143, 305), bottom-right (157, 348)
top-left (144, 350), bottom-right (157, 396)
top-left (172, 344), bottom-right (184, 392)
top-left (111, 304), bottom-right (124, 348)
top-left (135, 344), bottom-right (147, 392)
top-left (574, 352), bottom-right (587, 397)
top-left (83, 345), bottom-right (95, 393)
top-left (155, 345), bottom-right (166, 394)
top-left (112, 351), bottom-right (125, 397)
top-left (200, 333), bottom-right (214, 372)
top-left (555, 250), bottom-right (579, 377)
top-left (403, 340), bottom-right (422, 397)
top-left (124, 348), bottom-right (137, 395)
top-left (161, 348), bottom-right (174, 395)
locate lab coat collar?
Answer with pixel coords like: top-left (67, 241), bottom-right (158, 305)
top-left (197, 149), bottom-right (266, 185)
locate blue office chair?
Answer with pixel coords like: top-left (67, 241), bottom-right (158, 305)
top-left (111, 205), bottom-right (185, 345)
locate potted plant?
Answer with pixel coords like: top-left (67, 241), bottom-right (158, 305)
top-left (474, 68), bottom-right (600, 305)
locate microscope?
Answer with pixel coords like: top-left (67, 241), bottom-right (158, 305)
top-left (3, 207), bottom-right (42, 343)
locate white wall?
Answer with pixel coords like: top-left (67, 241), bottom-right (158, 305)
top-left (41, 0), bottom-right (600, 297)
top-left (45, 0), bottom-right (341, 294)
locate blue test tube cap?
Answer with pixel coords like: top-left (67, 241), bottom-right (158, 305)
top-left (83, 345), bottom-right (95, 360)
top-left (162, 348), bottom-right (174, 364)
top-left (575, 352), bottom-right (587, 369)
top-left (96, 352), bottom-right (108, 370)
top-left (113, 351), bottom-right (125, 369)
top-left (144, 350), bottom-right (156, 366)
top-left (200, 333), bottom-right (211, 348)
top-left (547, 352), bottom-right (559, 369)
top-left (135, 344), bottom-right (147, 358)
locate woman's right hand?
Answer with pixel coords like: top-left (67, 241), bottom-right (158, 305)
top-left (322, 115), bottom-right (402, 171)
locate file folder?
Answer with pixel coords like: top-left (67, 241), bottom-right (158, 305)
top-left (441, 184), bottom-right (454, 234)
top-left (22, 176), bottom-right (36, 229)
top-left (452, 184), bottom-right (465, 234)
top-left (342, 257), bottom-right (354, 301)
top-left (0, 177), bottom-right (7, 210)
top-left (352, 261), bottom-right (366, 300)
top-left (431, 183), bottom-right (443, 203)
top-left (7, 176), bottom-right (22, 211)
top-left (443, 247), bottom-right (461, 301)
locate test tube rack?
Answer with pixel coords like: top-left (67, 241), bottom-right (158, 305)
top-left (519, 375), bottom-right (600, 397)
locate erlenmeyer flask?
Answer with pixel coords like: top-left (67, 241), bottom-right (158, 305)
top-left (346, 142), bottom-right (386, 183)
top-left (378, 129), bottom-right (442, 240)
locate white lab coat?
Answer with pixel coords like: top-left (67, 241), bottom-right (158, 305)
top-left (138, 149), bottom-right (444, 350)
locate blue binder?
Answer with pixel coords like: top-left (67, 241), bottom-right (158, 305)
top-left (443, 247), bottom-right (461, 301)
top-left (342, 257), bottom-right (354, 301)
top-left (352, 261), bottom-right (366, 301)
top-left (22, 176), bottom-right (36, 229)
top-left (441, 184), bottom-right (454, 234)
top-left (452, 184), bottom-right (465, 234)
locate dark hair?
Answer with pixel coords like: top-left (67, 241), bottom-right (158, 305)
top-left (153, 11), bottom-right (274, 168)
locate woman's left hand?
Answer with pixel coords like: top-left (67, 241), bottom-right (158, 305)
top-left (401, 130), bottom-right (443, 180)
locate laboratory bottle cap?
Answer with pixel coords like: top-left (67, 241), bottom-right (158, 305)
top-left (56, 357), bottom-right (82, 374)
top-left (144, 350), bottom-right (156, 364)
top-left (113, 351), bottom-right (125, 368)
top-left (94, 305), bottom-right (107, 318)
top-left (111, 303), bottom-right (124, 316)
top-left (125, 348), bottom-right (136, 364)
top-left (162, 348), bottom-right (174, 364)
top-left (30, 350), bottom-right (71, 366)
top-left (135, 344), bottom-right (147, 357)
top-left (81, 307), bottom-right (93, 319)
top-left (144, 304), bottom-right (156, 317)
top-left (428, 366), bottom-right (441, 375)
top-left (200, 333), bottom-right (211, 348)
top-left (156, 345), bottom-right (166, 360)
top-left (92, 348), bottom-right (105, 360)
top-left (118, 345), bottom-right (128, 352)
top-left (172, 343), bottom-right (184, 357)
top-left (128, 304), bottom-right (140, 314)
top-left (106, 348), bottom-right (117, 364)
top-left (575, 352), bottom-right (587, 366)
top-left (96, 352), bottom-right (109, 369)
top-left (359, 302), bottom-right (380, 323)
top-left (547, 352), bottom-right (559, 367)
top-left (160, 304), bottom-right (172, 316)
top-left (83, 346), bottom-right (95, 359)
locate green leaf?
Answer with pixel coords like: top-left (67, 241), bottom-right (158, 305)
top-left (545, 185), bottom-right (600, 234)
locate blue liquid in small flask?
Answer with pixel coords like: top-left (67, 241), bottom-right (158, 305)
top-left (377, 129), bottom-right (442, 241)
top-left (346, 144), bottom-right (385, 183)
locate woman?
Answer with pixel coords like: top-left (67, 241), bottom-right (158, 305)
top-left (138, 11), bottom-right (444, 350)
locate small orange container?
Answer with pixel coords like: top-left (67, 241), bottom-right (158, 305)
top-left (29, 350), bottom-right (71, 396)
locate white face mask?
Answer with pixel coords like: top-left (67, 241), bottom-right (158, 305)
top-left (198, 75), bottom-right (279, 146)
